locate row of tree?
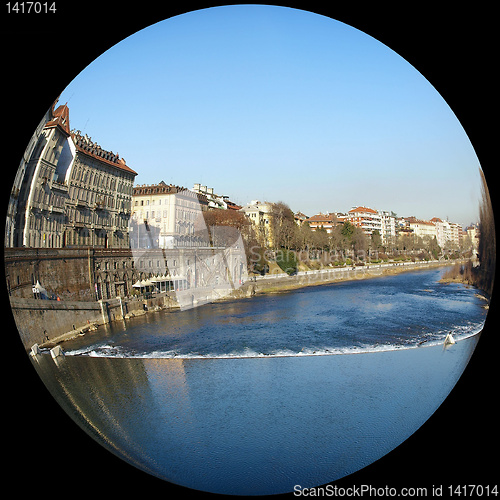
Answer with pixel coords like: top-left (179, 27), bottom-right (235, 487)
top-left (201, 200), bottom-right (476, 277)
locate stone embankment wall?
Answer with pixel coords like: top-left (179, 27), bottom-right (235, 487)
top-left (5, 247), bottom-right (97, 301)
top-left (10, 293), bottom-right (177, 350)
top-left (238, 259), bottom-right (451, 297)
top-left (10, 259), bottom-right (452, 351)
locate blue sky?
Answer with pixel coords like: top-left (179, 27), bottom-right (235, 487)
top-left (58, 5), bottom-right (482, 225)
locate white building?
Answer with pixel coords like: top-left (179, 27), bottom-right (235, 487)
top-left (192, 183), bottom-right (241, 211)
top-left (130, 182), bottom-right (247, 308)
top-left (406, 217), bottom-right (437, 240)
top-left (378, 210), bottom-right (396, 245)
top-left (347, 206), bottom-right (396, 245)
top-left (347, 206), bottom-right (381, 235)
top-left (130, 182), bottom-right (209, 249)
top-left (430, 218), bottom-right (450, 248)
top-left (430, 218), bottom-right (462, 249)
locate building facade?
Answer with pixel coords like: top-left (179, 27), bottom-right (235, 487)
top-left (130, 182), bottom-right (209, 249)
top-left (405, 217), bottom-right (437, 240)
top-left (430, 217), bottom-right (450, 248)
top-left (240, 200), bottom-right (273, 246)
top-left (305, 212), bottom-right (341, 233)
top-left (9, 101), bottom-right (137, 249)
top-left (192, 183), bottom-right (241, 210)
top-left (347, 206), bottom-right (382, 235)
top-left (11, 103), bottom-right (72, 248)
top-left (6, 104), bottom-right (54, 248)
top-left (65, 131), bottom-right (137, 249)
top-left (378, 210), bottom-right (396, 245)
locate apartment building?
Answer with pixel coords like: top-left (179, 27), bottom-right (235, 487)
top-left (130, 182), bottom-right (209, 249)
top-left (9, 101), bottom-right (137, 249)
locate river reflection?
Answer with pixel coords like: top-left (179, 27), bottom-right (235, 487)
top-left (31, 334), bottom-right (480, 495)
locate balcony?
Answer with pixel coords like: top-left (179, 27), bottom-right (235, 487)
top-left (52, 181), bottom-right (69, 193)
top-left (49, 205), bottom-right (65, 214)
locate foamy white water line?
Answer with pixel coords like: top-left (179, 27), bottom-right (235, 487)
top-left (61, 322), bottom-right (484, 359)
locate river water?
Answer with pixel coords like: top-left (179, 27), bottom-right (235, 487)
top-left (30, 268), bottom-right (487, 495)
top-left (61, 267), bottom-right (486, 358)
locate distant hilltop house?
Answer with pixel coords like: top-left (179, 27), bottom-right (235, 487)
top-left (403, 216), bottom-right (463, 249)
top-left (465, 224), bottom-right (480, 254)
top-left (6, 100), bottom-right (137, 249)
top-left (305, 212), bottom-right (343, 233)
top-left (192, 183), bottom-right (242, 211)
top-left (294, 211), bottom-right (308, 225)
top-left (240, 200), bottom-right (273, 247)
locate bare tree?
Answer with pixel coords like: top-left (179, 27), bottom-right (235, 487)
top-left (269, 202), bottom-right (296, 250)
top-left (476, 168), bottom-right (496, 295)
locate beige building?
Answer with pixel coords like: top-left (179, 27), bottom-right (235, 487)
top-left (11, 103), bottom-right (72, 248)
top-left (449, 222), bottom-right (462, 248)
top-left (466, 225), bottom-right (480, 255)
top-left (406, 217), bottom-right (437, 240)
top-left (131, 182), bottom-right (247, 308)
top-left (240, 200), bottom-right (273, 246)
top-left (66, 131), bottom-right (137, 248)
top-left (130, 182), bottom-right (209, 249)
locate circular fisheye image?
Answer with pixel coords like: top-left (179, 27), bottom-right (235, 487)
top-left (4, 4), bottom-right (496, 496)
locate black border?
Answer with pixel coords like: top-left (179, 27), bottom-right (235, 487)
top-left (2, 3), bottom-right (497, 497)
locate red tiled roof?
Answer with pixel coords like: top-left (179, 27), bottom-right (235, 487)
top-left (408, 218), bottom-right (435, 226)
top-left (348, 206), bottom-right (378, 214)
top-left (226, 200), bottom-right (242, 210)
top-left (45, 104), bottom-right (71, 136)
top-left (307, 212), bottom-right (337, 223)
top-left (45, 99), bottom-right (137, 176)
top-left (295, 211), bottom-right (308, 219)
top-left (132, 183), bottom-right (209, 205)
top-left (72, 132), bottom-right (137, 176)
